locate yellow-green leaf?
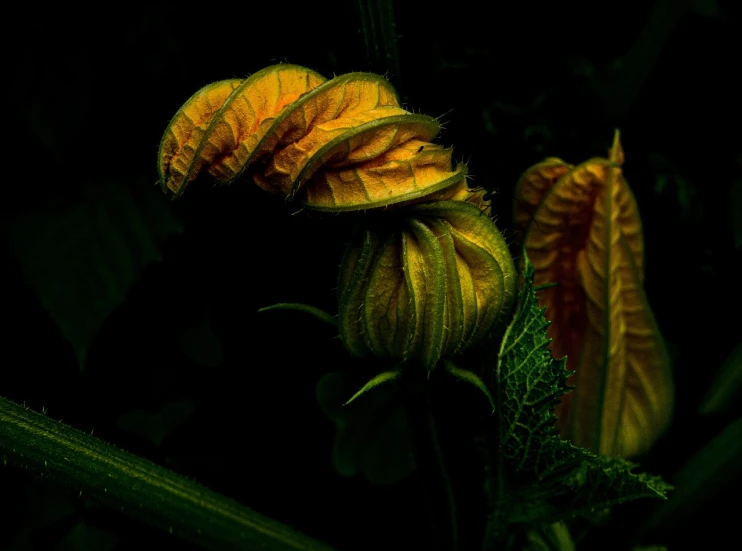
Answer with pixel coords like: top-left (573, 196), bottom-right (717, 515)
top-left (514, 131), bottom-right (673, 457)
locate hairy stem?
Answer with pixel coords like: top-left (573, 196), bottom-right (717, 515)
top-left (0, 396), bottom-right (334, 551)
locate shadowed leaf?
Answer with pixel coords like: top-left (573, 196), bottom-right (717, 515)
top-left (7, 180), bottom-right (182, 369)
top-left (158, 64), bottom-right (469, 211)
top-left (117, 400), bottom-right (195, 447)
top-left (316, 372), bottom-right (414, 485)
top-left (176, 317), bottom-right (224, 368)
top-left (641, 417), bottom-right (742, 538)
top-left (258, 303), bottom-right (337, 327)
top-left (699, 341), bottom-right (742, 415)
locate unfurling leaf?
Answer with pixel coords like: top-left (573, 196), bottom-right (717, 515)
top-left (513, 130), bottom-right (673, 458)
top-left (158, 64), bottom-right (471, 211)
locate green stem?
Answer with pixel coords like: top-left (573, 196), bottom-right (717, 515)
top-left (357, 0), bottom-right (402, 87)
top-left (0, 396), bottom-right (334, 551)
top-left (401, 372), bottom-right (458, 551)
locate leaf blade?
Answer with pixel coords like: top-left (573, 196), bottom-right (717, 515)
top-left (8, 180), bottom-right (183, 369)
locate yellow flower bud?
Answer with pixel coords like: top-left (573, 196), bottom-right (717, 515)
top-left (338, 200), bottom-right (516, 369)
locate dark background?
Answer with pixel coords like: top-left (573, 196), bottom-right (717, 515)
top-left (2, 1), bottom-right (741, 550)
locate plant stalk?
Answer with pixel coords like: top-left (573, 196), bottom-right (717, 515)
top-left (0, 396), bottom-right (334, 551)
top-left (401, 372), bottom-right (458, 551)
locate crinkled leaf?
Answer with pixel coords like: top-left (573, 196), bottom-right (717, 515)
top-left (316, 372), bottom-right (414, 485)
top-left (486, 254), bottom-right (670, 542)
top-left (7, 180), bottom-right (182, 369)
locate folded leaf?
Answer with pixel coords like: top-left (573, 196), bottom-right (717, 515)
top-left (514, 131), bottom-right (673, 457)
top-left (158, 64), bottom-right (470, 211)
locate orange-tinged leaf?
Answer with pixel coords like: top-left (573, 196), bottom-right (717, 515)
top-left (158, 79), bottom-right (242, 195)
top-left (158, 65), bottom-right (474, 211)
top-left (305, 140), bottom-right (466, 211)
top-left (158, 65), bottom-right (326, 196)
top-left (515, 131), bottom-right (673, 457)
top-left (513, 157), bottom-right (573, 242)
top-left (260, 110), bottom-right (438, 201)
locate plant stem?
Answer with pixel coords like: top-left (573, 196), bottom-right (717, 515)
top-left (0, 396), bottom-right (334, 551)
top-left (401, 372), bottom-right (458, 551)
top-left (357, 0), bottom-right (402, 88)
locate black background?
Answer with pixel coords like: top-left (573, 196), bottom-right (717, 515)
top-left (2, 1), bottom-right (741, 550)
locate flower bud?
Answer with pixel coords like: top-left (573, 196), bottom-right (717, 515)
top-left (513, 131), bottom-right (673, 458)
top-left (338, 200), bottom-right (516, 369)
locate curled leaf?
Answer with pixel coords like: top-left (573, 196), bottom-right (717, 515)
top-left (514, 131), bottom-right (673, 458)
top-left (257, 302), bottom-right (337, 327)
top-left (159, 66), bottom-right (326, 196)
top-left (158, 64), bottom-right (469, 211)
top-left (442, 360), bottom-right (494, 413)
top-left (343, 370), bottom-right (401, 406)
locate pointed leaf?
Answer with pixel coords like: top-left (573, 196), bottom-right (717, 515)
top-left (514, 131), bottom-right (673, 457)
top-left (7, 180), bottom-right (182, 369)
top-left (442, 360), bottom-right (494, 413)
top-left (343, 370), bottom-right (400, 406)
top-left (316, 372), bottom-right (414, 485)
top-left (258, 303), bottom-right (337, 327)
top-left (486, 254), bottom-right (670, 541)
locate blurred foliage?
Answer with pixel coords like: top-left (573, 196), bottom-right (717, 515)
top-left (316, 371), bottom-right (414, 485)
top-left (7, 180), bottom-right (182, 369)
